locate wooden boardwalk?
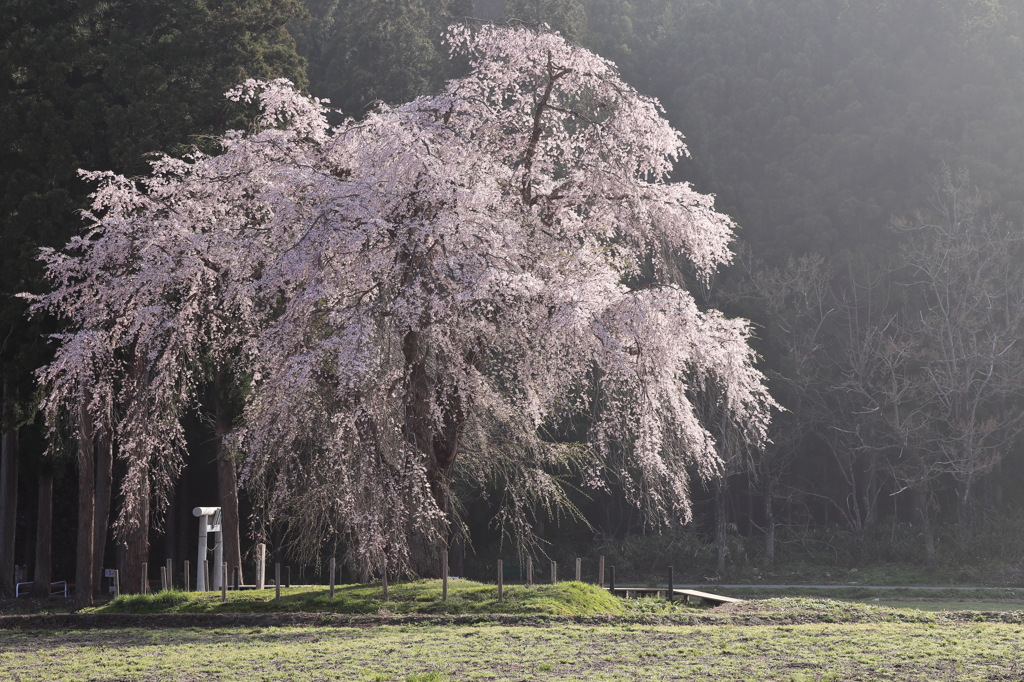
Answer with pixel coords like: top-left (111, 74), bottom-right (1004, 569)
top-left (610, 587), bottom-right (742, 605)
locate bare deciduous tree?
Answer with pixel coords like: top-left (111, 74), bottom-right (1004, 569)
top-left (892, 168), bottom-right (1024, 548)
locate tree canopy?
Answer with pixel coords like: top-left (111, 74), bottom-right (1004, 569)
top-left (31, 25), bottom-right (776, 577)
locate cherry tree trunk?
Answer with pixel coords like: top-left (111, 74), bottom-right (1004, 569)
top-left (407, 467), bottom-right (453, 578)
top-left (216, 449), bottom-right (244, 585)
top-left (75, 397), bottom-right (96, 608)
top-left (31, 473), bottom-right (53, 598)
top-left (403, 330), bottom-right (462, 579)
top-left (0, 377), bottom-right (18, 598)
top-left (405, 423), bottom-right (456, 578)
top-left (120, 468), bottom-right (149, 594)
top-left (92, 426), bottom-right (113, 597)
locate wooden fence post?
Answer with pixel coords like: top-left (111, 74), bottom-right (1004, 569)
top-left (442, 551), bottom-right (449, 602)
top-left (256, 544), bottom-right (266, 590)
top-left (275, 563), bottom-right (281, 601)
top-left (598, 555), bottom-right (605, 587)
top-left (329, 557), bottom-right (336, 599)
top-left (497, 559), bottom-right (503, 601)
top-left (575, 558), bottom-right (581, 582)
top-left (526, 556), bottom-right (532, 586)
top-left (221, 562), bottom-right (227, 602)
top-left (184, 560), bottom-right (190, 592)
top-left (160, 565), bottom-right (168, 593)
top-left (550, 560), bottom-right (557, 585)
top-left (113, 570), bottom-right (120, 598)
top-left (166, 558), bottom-right (173, 590)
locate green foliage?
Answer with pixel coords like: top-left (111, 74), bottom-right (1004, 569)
top-left (504, 0), bottom-right (588, 42)
top-left (107, 590), bottom-right (193, 613)
top-left (291, 0), bottom-right (464, 116)
top-left (0, 0), bottom-right (308, 425)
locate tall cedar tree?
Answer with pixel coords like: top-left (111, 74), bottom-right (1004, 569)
top-left (291, 0), bottom-right (473, 117)
top-left (1, 0), bottom-right (305, 603)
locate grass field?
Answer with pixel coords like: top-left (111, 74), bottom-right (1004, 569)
top-left (4, 583), bottom-right (1024, 680)
top-left (3, 618), bottom-right (1024, 681)
top-left (710, 586), bottom-right (1024, 612)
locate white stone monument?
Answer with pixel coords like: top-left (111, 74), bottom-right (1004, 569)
top-left (193, 507), bottom-right (222, 591)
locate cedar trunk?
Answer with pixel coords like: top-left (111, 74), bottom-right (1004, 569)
top-left (75, 397), bottom-right (96, 608)
top-left (92, 426), bottom-right (113, 597)
top-left (32, 473), bottom-right (54, 598)
top-left (0, 378), bottom-right (18, 597)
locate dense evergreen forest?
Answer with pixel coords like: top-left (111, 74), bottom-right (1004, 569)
top-left (4, 0), bottom-right (1024, 599)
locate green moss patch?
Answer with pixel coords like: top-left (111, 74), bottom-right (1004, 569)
top-left (85, 580), bottom-right (631, 617)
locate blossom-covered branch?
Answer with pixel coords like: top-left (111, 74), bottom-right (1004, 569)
top-left (30, 25), bottom-right (776, 577)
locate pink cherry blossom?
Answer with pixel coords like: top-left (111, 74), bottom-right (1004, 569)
top-left (29, 25), bottom-right (776, 575)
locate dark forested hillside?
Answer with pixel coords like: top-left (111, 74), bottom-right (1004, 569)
top-left (600, 0), bottom-right (1024, 574)
top-left (586, 0), bottom-right (1024, 263)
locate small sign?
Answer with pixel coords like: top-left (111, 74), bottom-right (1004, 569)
top-left (104, 569), bottom-right (116, 578)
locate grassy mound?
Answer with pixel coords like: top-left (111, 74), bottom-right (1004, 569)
top-left (86, 580), bottom-right (635, 616)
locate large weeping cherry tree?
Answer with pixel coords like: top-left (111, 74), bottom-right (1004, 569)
top-left (30, 25), bottom-right (776, 578)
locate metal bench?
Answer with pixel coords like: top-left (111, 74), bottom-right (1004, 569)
top-left (610, 587), bottom-right (669, 599)
top-left (610, 587), bottom-right (742, 605)
top-left (15, 581), bottom-right (69, 598)
top-left (672, 589), bottom-right (743, 605)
